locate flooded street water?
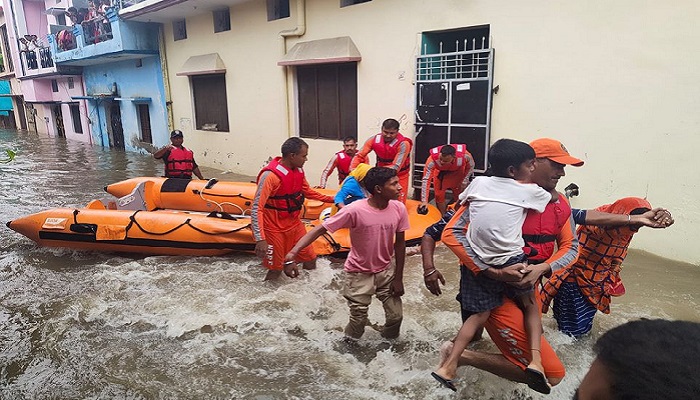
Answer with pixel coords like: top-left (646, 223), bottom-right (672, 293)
top-left (1, 129), bottom-right (698, 400)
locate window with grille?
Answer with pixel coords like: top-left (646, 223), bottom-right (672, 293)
top-left (51, 79), bottom-right (59, 92)
top-left (297, 62), bottom-right (357, 141)
top-left (267, 0), bottom-right (290, 21)
top-left (68, 77), bottom-right (74, 89)
top-left (191, 74), bottom-right (229, 132)
top-left (173, 20), bottom-right (187, 41)
top-left (213, 9), bottom-right (230, 33)
top-left (0, 25), bottom-right (13, 72)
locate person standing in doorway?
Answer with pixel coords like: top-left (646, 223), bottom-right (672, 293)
top-left (153, 130), bottom-right (204, 180)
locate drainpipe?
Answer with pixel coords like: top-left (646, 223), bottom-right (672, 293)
top-left (158, 25), bottom-right (174, 133)
top-left (80, 81), bottom-right (93, 145)
top-left (279, 0), bottom-right (306, 138)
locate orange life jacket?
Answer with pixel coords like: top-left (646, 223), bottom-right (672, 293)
top-left (521, 193), bottom-right (571, 263)
top-left (165, 146), bottom-right (195, 178)
top-left (429, 144), bottom-right (470, 172)
top-left (370, 133), bottom-right (412, 173)
top-left (257, 157), bottom-right (305, 219)
top-left (335, 151), bottom-right (352, 182)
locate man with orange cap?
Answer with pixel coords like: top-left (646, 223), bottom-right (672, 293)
top-left (426, 138), bottom-right (673, 392)
top-left (350, 118), bottom-right (413, 203)
top-left (432, 138), bottom-right (583, 393)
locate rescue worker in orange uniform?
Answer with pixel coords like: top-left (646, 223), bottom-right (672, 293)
top-left (428, 138), bottom-right (584, 392)
top-left (318, 136), bottom-right (358, 188)
top-left (153, 130), bottom-right (205, 180)
top-left (350, 118), bottom-right (413, 203)
top-left (252, 137), bottom-right (335, 281)
top-left (419, 144), bottom-right (475, 215)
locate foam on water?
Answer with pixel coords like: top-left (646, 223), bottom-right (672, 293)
top-left (2, 130), bottom-right (698, 399)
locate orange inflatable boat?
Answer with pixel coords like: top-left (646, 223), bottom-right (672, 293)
top-left (7, 199), bottom-right (441, 257)
top-left (104, 177), bottom-right (335, 220)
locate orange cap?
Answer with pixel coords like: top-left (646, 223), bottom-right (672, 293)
top-left (530, 138), bottom-right (584, 166)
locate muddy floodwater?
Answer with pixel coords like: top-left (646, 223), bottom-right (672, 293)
top-left (1, 129), bottom-right (698, 399)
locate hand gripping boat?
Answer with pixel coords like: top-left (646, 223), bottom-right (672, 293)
top-left (7, 181), bottom-right (441, 257)
top-left (104, 177), bottom-right (335, 220)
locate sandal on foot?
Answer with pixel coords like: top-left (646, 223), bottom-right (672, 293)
top-left (431, 372), bottom-right (457, 392)
top-left (525, 367), bottom-right (551, 394)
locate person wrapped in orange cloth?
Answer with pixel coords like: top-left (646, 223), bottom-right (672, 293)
top-left (418, 144), bottom-right (475, 215)
top-left (541, 197), bottom-right (673, 337)
top-left (251, 137), bottom-right (335, 281)
top-left (350, 118), bottom-right (412, 203)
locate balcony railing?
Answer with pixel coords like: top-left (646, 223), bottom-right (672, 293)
top-left (39, 48), bottom-right (54, 68)
top-left (116, 0), bottom-right (148, 8)
top-left (20, 51), bottom-right (38, 70)
top-left (82, 18), bottom-right (114, 46)
top-left (20, 48), bottom-right (54, 71)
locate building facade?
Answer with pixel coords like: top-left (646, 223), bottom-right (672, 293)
top-left (117, 0), bottom-right (699, 265)
top-left (1, 0), bottom-right (91, 139)
top-left (0, 0), bottom-right (168, 151)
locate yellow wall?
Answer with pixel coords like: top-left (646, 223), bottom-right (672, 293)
top-left (163, 0), bottom-right (700, 265)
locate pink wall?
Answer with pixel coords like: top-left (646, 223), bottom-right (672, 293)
top-left (19, 79), bottom-right (52, 102)
top-left (22, 1), bottom-right (48, 38)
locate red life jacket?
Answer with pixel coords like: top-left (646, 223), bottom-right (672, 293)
top-left (429, 144), bottom-right (469, 172)
top-left (370, 133), bottom-right (412, 173)
top-left (257, 157), bottom-right (305, 218)
top-left (521, 193), bottom-right (571, 262)
top-left (335, 151), bottom-right (352, 181)
top-left (165, 146), bottom-right (195, 178)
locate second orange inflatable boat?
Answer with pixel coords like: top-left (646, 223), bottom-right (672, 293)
top-left (104, 177), bottom-right (335, 220)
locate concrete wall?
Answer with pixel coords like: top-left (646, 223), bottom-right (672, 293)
top-left (158, 0), bottom-right (699, 264)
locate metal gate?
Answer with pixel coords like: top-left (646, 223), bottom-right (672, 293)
top-left (52, 104), bottom-right (65, 138)
top-left (413, 35), bottom-right (494, 194)
top-left (108, 101), bottom-right (125, 150)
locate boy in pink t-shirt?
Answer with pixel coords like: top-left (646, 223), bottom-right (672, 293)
top-left (285, 167), bottom-right (410, 339)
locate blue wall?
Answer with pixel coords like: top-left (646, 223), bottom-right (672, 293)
top-left (82, 55), bottom-right (168, 152)
top-left (0, 81), bottom-right (14, 114)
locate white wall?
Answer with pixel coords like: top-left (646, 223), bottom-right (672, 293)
top-left (162, 0), bottom-right (700, 265)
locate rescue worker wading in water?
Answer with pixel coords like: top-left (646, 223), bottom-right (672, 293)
top-left (252, 137), bottom-right (335, 281)
top-left (350, 118), bottom-right (413, 203)
top-left (153, 130), bottom-right (205, 180)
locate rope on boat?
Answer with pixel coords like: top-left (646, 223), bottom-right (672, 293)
top-left (127, 210), bottom-right (252, 236)
top-left (69, 209), bottom-right (252, 237)
top-left (320, 231), bottom-right (345, 252)
top-left (194, 189), bottom-right (249, 215)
